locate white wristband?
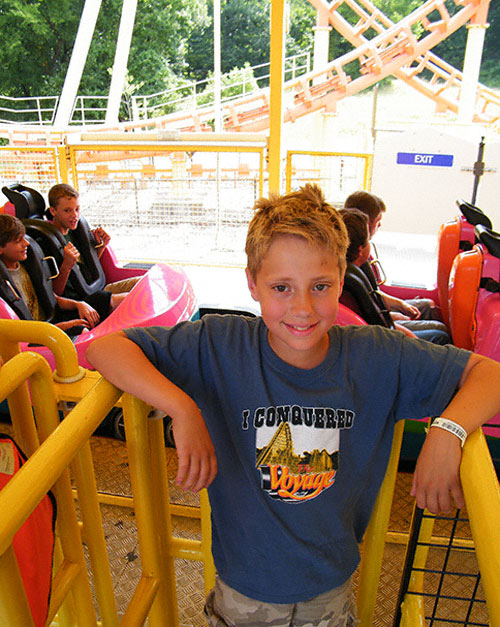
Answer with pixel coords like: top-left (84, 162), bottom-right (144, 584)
top-left (430, 417), bottom-right (467, 447)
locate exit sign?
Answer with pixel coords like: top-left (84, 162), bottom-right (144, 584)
top-left (397, 152), bottom-right (454, 167)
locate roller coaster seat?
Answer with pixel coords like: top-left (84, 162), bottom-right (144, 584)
top-left (472, 225), bottom-right (500, 358)
top-left (1, 183), bottom-right (46, 220)
top-left (0, 235), bottom-right (60, 325)
top-left (3, 183), bottom-right (110, 297)
top-left (436, 200), bottom-right (491, 327)
top-left (446, 219), bottom-right (500, 352)
top-left (341, 263), bottom-right (394, 328)
top-left (450, 224), bottom-right (500, 437)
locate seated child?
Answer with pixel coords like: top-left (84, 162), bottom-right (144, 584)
top-left (86, 184), bottom-right (500, 627)
top-left (343, 191), bottom-right (449, 336)
top-left (0, 215), bottom-right (100, 336)
top-left (45, 184), bottom-right (139, 314)
top-left (340, 208), bottom-right (451, 344)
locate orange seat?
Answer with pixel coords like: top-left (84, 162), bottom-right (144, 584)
top-left (448, 247), bottom-right (483, 350)
top-left (436, 218), bottom-right (461, 326)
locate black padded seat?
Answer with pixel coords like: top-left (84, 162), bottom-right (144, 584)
top-left (2, 183), bottom-right (46, 219)
top-left (475, 224), bottom-right (500, 259)
top-left (3, 182), bottom-right (107, 298)
top-left (24, 217), bottom-right (107, 298)
top-left (342, 263), bottom-right (393, 328)
top-left (0, 235), bottom-right (59, 322)
top-left (456, 199), bottom-right (492, 230)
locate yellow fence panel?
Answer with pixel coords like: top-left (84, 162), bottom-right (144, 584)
top-left (66, 140), bottom-right (266, 267)
top-left (0, 320), bottom-right (215, 626)
top-left (0, 147), bottom-right (60, 196)
top-left (285, 150), bottom-right (373, 205)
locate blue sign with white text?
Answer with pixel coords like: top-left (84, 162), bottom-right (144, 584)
top-left (397, 152), bottom-right (454, 167)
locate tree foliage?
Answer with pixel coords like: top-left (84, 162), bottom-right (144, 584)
top-left (0, 0), bottom-right (498, 102)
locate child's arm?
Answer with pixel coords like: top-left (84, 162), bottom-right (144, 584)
top-left (52, 241), bottom-right (80, 295)
top-left (93, 226), bottom-right (111, 259)
top-left (55, 319), bottom-right (90, 332)
top-left (55, 295), bottom-right (100, 328)
top-left (382, 292), bottom-right (420, 319)
top-left (411, 352), bottom-right (500, 514)
top-left (86, 331), bottom-right (218, 492)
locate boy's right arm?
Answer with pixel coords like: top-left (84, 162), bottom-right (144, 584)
top-left (52, 242), bottom-right (80, 295)
top-left (86, 331), bottom-right (217, 492)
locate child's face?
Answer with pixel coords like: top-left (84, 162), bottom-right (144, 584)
top-left (0, 234), bottom-right (29, 269)
top-left (357, 225), bottom-right (371, 266)
top-left (368, 213), bottom-right (382, 238)
top-left (50, 195), bottom-right (80, 233)
top-left (246, 234), bottom-right (344, 369)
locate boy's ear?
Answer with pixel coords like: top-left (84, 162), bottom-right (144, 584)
top-left (339, 266), bottom-right (345, 293)
top-left (48, 205), bottom-right (56, 218)
top-left (245, 268), bottom-right (259, 301)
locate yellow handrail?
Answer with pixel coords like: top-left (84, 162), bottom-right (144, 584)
top-left (461, 428), bottom-right (500, 626)
top-left (399, 427), bottom-right (500, 626)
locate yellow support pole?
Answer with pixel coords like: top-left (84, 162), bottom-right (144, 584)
top-left (356, 420), bottom-right (404, 626)
top-left (268, 0), bottom-right (286, 194)
top-left (57, 146), bottom-right (70, 184)
top-left (0, 545), bottom-right (35, 627)
top-left (461, 428), bottom-right (500, 626)
top-left (121, 394), bottom-right (178, 626)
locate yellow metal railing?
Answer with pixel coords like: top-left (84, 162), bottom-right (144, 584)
top-left (285, 149), bottom-right (373, 201)
top-left (398, 427), bottom-right (500, 626)
top-left (0, 320), bottom-right (215, 626)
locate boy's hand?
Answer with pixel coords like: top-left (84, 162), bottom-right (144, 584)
top-left (75, 301), bottom-right (100, 327)
top-left (93, 226), bottom-right (111, 248)
top-left (56, 319), bottom-right (90, 332)
top-left (398, 301), bottom-right (420, 319)
top-left (62, 241), bottom-right (80, 268)
top-left (171, 407), bottom-right (218, 493)
top-left (411, 427), bottom-right (464, 514)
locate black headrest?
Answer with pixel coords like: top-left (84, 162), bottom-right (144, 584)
top-left (343, 263), bottom-right (393, 328)
top-left (0, 235), bottom-right (57, 321)
top-left (2, 184), bottom-right (46, 220)
top-left (474, 224), bottom-right (500, 259)
top-left (456, 199), bottom-right (492, 230)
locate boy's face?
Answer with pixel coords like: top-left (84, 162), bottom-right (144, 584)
top-left (0, 234), bottom-right (29, 269)
top-left (50, 195), bottom-right (80, 233)
top-left (246, 234), bottom-right (344, 370)
top-left (368, 213), bottom-right (382, 239)
top-left (357, 224), bottom-right (371, 266)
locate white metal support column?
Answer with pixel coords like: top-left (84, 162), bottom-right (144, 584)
top-left (106, 0), bottom-right (138, 125)
top-left (458, 22), bottom-right (489, 123)
top-left (313, 8), bottom-right (331, 77)
top-left (54, 0), bottom-right (103, 128)
top-left (214, 0), bottom-right (222, 132)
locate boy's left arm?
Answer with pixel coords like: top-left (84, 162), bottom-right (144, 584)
top-left (411, 352), bottom-right (500, 514)
top-left (55, 295), bottom-right (100, 328)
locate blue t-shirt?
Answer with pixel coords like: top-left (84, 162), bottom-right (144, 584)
top-left (125, 316), bottom-right (470, 603)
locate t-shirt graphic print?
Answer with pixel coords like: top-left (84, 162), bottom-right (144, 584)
top-left (249, 404), bottom-right (354, 503)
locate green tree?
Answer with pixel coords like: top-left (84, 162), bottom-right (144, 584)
top-left (0, 0), bottom-right (83, 97)
top-left (185, 0), bottom-right (315, 84)
top-left (432, 1), bottom-right (500, 87)
top-left (0, 0), bottom-right (209, 98)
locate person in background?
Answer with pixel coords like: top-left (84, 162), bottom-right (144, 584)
top-left (0, 214), bottom-right (98, 336)
top-left (343, 190), bottom-right (449, 338)
top-left (46, 184), bottom-right (139, 314)
top-left (340, 208), bottom-right (450, 344)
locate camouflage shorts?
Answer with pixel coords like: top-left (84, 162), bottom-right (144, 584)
top-left (204, 577), bottom-right (358, 626)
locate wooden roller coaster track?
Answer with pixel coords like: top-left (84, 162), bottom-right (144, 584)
top-left (114, 0), bottom-right (495, 134)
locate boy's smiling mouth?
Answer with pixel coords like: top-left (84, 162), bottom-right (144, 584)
top-left (285, 322), bottom-right (319, 333)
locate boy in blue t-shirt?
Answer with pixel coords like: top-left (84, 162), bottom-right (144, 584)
top-left (87, 184), bottom-right (500, 626)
